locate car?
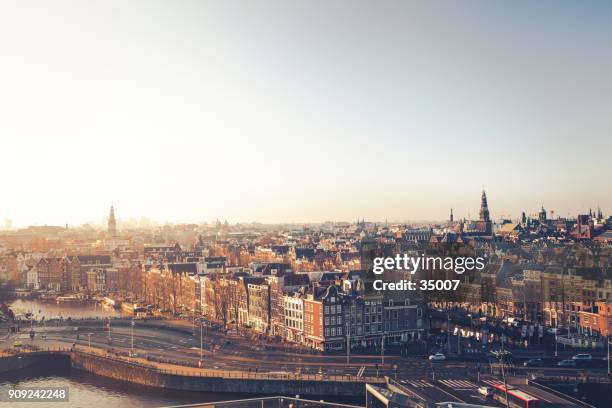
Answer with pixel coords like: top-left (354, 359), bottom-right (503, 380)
top-left (523, 358), bottom-right (543, 367)
top-left (429, 353), bottom-right (446, 361)
top-left (478, 386), bottom-right (493, 397)
top-left (13, 341), bottom-right (23, 347)
top-left (572, 354), bottom-right (592, 361)
top-left (558, 359), bottom-right (576, 367)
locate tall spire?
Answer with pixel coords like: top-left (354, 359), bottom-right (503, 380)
top-left (479, 190), bottom-right (490, 222)
top-left (108, 205), bottom-right (117, 235)
top-left (450, 208), bottom-right (454, 222)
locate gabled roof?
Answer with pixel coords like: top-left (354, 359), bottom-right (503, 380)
top-left (167, 263), bottom-right (198, 274)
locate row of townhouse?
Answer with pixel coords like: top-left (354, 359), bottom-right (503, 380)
top-left (27, 255), bottom-right (119, 292)
top-left (140, 256), bottom-right (425, 351)
top-left (190, 268), bottom-right (425, 351)
top-left (484, 263), bottom-right (612, 331)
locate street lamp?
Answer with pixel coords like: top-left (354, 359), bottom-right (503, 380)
top-left (554, 315), bottom-right (558, 357)
top-left (346, 301), bottom-right (352, 366)
top-left (606, 305), bottom-right (610, 375)
top-left (447, 312), bottom-right (451, 355)
top-left (87, 333), bottom-right (92, 350)
top-left (491, 350), bottom-right (511, 408)
top-left (130, 318), bottom-right (135, 356)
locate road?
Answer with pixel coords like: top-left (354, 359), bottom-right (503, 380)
top-left (0, 322), bottom-right (593, 407)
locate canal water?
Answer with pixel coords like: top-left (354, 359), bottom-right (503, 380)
top-left (2, 300), bottom-right (362, 408)
top-left (3, 300), bottom-right (232, 407)
top-left (8, 299), bottom-right (119, 320)
top-left (0, 368), bottom-right (248, 408)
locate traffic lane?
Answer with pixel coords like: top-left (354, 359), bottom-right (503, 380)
top-left (36, 328), bottom-right (591, 379)
top-left (40, 327), bottom-right (446, 371)
top-left (34, 324), bottom-right (478, 370)
top-left (432, 379), bottom-right (504, 407)
top-left (40, 333), bottom-right (391, 375)
top-left (21, 330), bottom-right (603, 383)
top-left (399, 380), bottom-right (464, 404)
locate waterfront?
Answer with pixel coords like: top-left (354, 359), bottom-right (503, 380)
top-left (0, 369), bottom-right (246, 408)
top-left (8, 299), bottom-right (119, 321)
top-left (0, 302), bottom-right (362, 407)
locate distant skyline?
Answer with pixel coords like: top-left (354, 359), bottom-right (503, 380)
top-left (1, 1), bottom-right (611, 226)
top-left (3, 195), bottom-right (608, 229)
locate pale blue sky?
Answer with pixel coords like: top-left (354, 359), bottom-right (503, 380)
top-left (0, 1), bottom-right (610, 226)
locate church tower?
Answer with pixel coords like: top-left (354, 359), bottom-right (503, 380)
top-left (108, 205), bottom-right (117, 236)
top-left (450, 208), bottom-right (454, 222)
top-left (479, 190), bottom-right (490, 222)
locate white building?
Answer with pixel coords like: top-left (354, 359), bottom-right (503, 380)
top-left (26, 266), bottom-right (39, 290)
top-left (283, 293), bottom-right (304, 343)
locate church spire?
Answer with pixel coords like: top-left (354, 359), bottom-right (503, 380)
top-left (108, 205), bottom-right (117, 235)
top-left (450, 208), bottom-right (454, 222)
top-left (479, 190), bottom-right (490, 222)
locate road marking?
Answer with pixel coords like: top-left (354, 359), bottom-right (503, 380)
top-left (404, 380), bottom-right (433, 388)
top-left (439, 379), bottom-right (476, 389)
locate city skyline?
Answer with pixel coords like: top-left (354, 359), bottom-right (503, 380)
top-left (1, 1), bottom-right (611, 225)
top-left (1, 193), bottom-right (608, 229)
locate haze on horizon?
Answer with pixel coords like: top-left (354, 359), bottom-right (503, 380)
top-left (1, 1), bottom-right (611, 227)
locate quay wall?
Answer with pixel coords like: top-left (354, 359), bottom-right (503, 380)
top-left (70, 351), bottom-right (367, 396)
top-left (0, 350), bottom-right (368, 397)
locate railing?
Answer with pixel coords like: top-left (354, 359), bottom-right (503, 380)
top-left (2, 345), bottom-right (382, 383)
top-left (164, 395), bottom-right (364, 408)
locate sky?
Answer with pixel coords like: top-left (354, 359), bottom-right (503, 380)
top-left (0, 1), bottom-right (611, 226)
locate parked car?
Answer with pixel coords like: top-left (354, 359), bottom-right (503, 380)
top-left (13, 340), bottom-right (23, 347)
top-left (428, 353), bottom-right (446, 361)
top-left (558, 359), bottom-right (577, 367)
top-left (523, 358), bottom-right (543, 367)
top-left (478, 386), bottom-right (493, 397)
top-left (572, 354), bottom-right (592, 361)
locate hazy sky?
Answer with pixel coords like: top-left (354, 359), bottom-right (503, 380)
top-left (1, 1), bottom-right (611, 226)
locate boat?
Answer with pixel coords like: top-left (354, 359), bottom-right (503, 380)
top-left (101, 297), bottom-right (116, 308)
top-left (56, 295), bottom-right (83, 304)
top-left (121, 302), bottom-right (147, 316)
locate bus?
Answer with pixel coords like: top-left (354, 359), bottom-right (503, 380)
top-left (491, 383), bottom-right (540, 408)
